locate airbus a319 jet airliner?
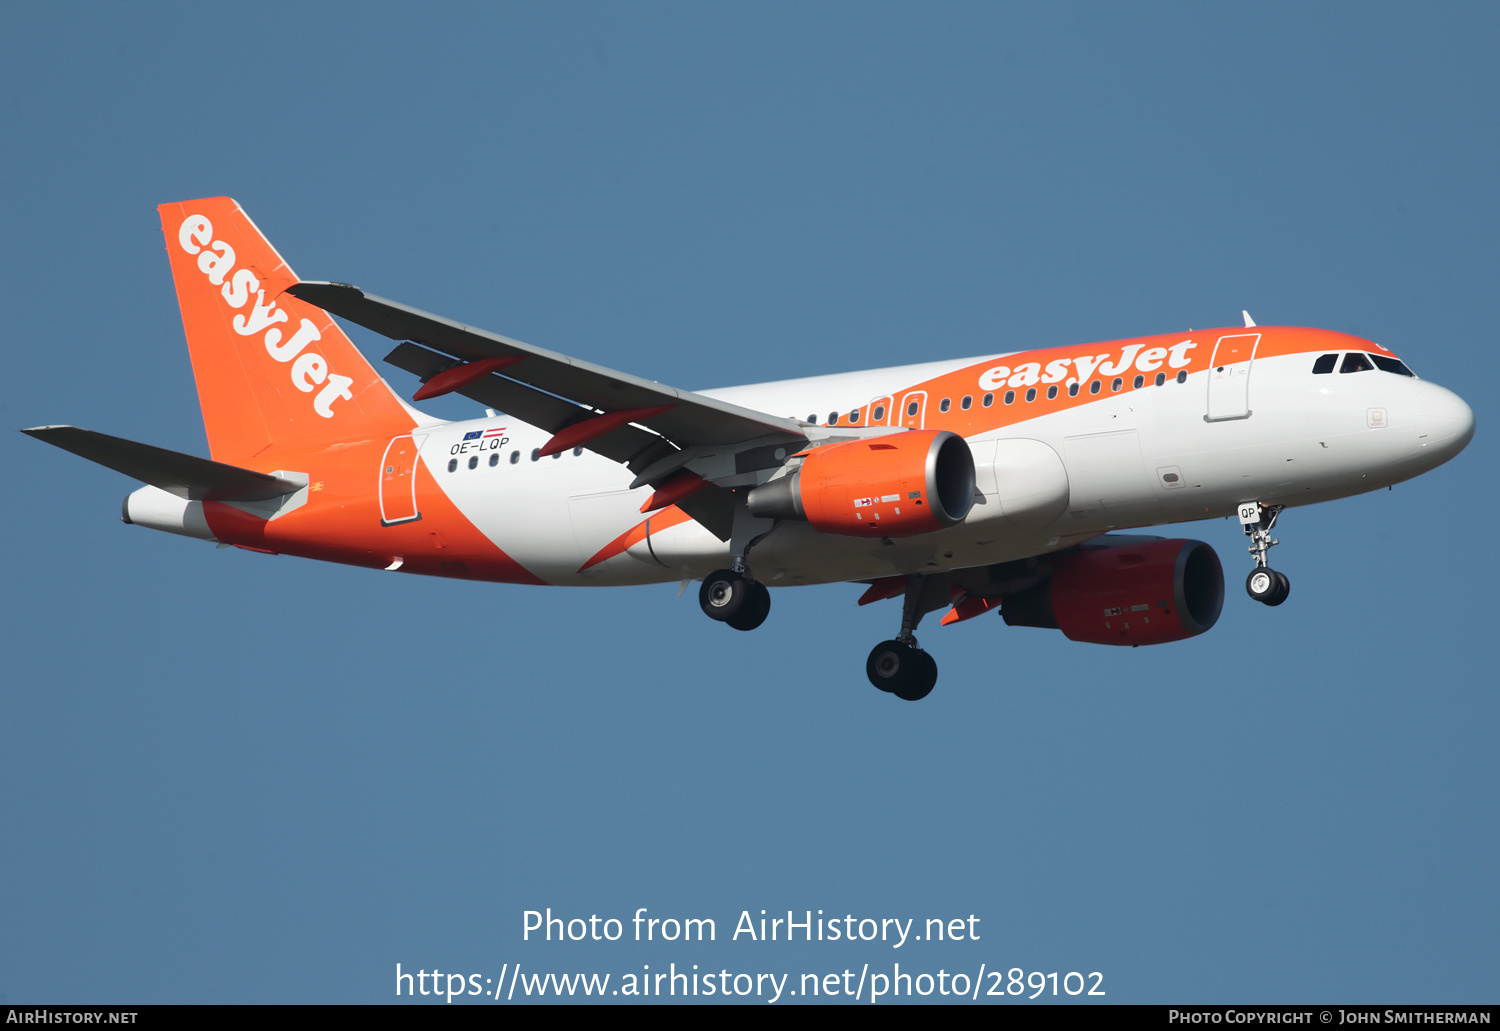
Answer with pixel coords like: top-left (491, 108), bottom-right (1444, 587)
top-left (25, 198), bottom-right (1475, 700)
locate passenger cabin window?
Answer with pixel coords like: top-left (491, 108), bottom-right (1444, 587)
top-left (1340, 352), bottom-right (1374, 374)
top-left (1312, 353), bottom-right (1338, 374)
top-left (1004, 390), bottom-right (1015, 405)
top-left (1068, 382), bottom-right (1080, 396)
top-left (982, 393), bottom-right (994, 407)
top-left (961, 395), bottom-right (972, 410)
top-left (1046, 385), bottom-right (1058, 400)
top-left (872, 405), bottom-right (886, 421)
top-left (906, 401), bottom-right (919, 416)
top-left (1369, 354), bottom-right (1415, 377)
top-left (939, 398), bottom-right (951, 412)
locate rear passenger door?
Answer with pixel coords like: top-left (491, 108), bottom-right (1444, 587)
top-left (379, 434), bottom-right (425, 526)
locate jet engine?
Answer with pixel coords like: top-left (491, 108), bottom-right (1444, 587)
top-left (1002, 538), bottom-right (1224, 645)
top-left (746, 430), bottom-right (975, 537)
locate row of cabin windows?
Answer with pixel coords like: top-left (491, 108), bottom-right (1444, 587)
top-left (1312, 352), bottom-right (1415, 377)
top-left (447, 446), bottom-right (585, 473)
top-left (805, 370), bottom-right (1191, 424)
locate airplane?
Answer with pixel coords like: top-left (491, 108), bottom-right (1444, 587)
top-left (23, 197), bottom-right (1475, 701)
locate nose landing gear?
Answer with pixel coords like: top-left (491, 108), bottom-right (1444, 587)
top-left (1239, 501), bottom-right (1290, 606)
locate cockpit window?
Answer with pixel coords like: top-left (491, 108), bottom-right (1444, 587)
top-left (1312, 353), bottom-right (1338, 374)
top-left (1339, 352), bottom-right (1374, 374)
top-left (1368, 353), bottom-right (1415, 377)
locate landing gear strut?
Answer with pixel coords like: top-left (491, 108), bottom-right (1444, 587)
top-left (865, 574), bottom-right (944, 700)
top-left (1239, 501), bottom-right (1290, 606)
top-left (699, 567), bottom-right (771, 631)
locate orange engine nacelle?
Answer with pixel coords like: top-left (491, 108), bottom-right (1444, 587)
top-left (746, 430), bottom-right (975, 537)
top-left (1002, 538), bottom-right (1224, 645)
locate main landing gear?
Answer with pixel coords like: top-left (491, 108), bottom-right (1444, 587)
top-left (700, 507), bottom-right (776, 631)
top-left (866, 640), bottom-right (937, 701)
top-left (865, 574), bottom-right (946, 701)
top-left (1239, 501), bottom-right (1290, 606)
top-left (699, 567), bottom-right (771, 631)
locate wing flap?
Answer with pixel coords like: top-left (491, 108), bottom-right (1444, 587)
top-left (21, 426), bottom-right (301, 502)
top-left (383, 341), bottom-right (666, 467)
top-left (382, 343), bottom-right (735, 539)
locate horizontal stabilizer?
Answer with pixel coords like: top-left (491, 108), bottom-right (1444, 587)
top-left (21, 426), bottom-right (302, 502)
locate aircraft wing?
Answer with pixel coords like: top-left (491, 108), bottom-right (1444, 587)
top-left (287, 282), bottom-right (811, 540)
top-left (286, 283), bottom-right (806, 448)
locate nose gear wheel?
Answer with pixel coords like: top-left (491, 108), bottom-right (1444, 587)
top-left (1246, 567), bottom-right (1290, 606)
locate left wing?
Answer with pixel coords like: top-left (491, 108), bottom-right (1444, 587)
top-left (286, 282), bottom-right (804, 446)
top-left (287, 282), bottom-right (811, 539)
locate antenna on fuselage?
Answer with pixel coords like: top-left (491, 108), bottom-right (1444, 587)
top-left (1242, 311), bottom-right (1257, 328)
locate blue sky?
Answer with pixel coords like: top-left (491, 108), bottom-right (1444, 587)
top-left (2, 3), bottom-right (1495, 1004)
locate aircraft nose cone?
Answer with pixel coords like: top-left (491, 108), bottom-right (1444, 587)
top-left (1413, 382), bottom-right (1475, 465)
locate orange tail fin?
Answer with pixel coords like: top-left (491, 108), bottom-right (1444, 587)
top-left (158, 198), bottom-right (415, 465)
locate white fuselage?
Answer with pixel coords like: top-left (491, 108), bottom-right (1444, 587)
top-left (415, 339), bottom-right (1474, 588)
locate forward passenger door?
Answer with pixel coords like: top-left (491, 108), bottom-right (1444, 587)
top-left (1206, 333), bottom-right (1260, 421)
